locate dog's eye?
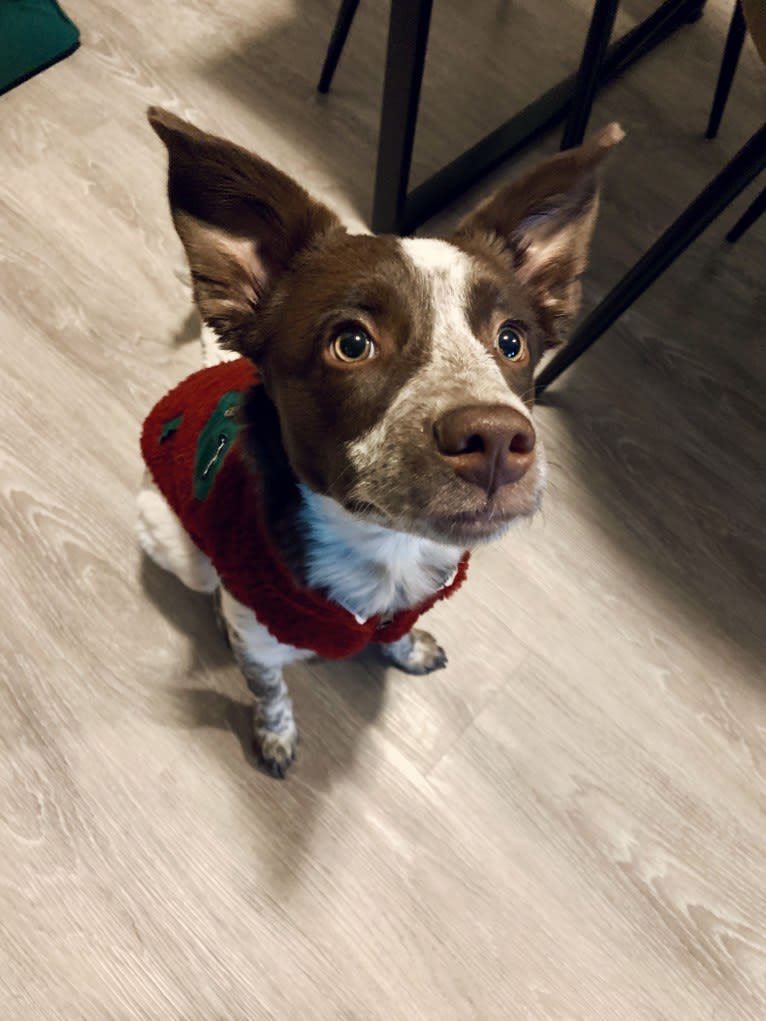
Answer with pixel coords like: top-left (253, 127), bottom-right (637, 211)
top-left (331, 328), bottom-right (375, 363)
top-left (496, 323), bottom-right (528, 362)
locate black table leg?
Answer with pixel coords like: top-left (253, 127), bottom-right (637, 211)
top-left (371, 0), bottom-right (433, 234)
top-left (561, 0), bottom-right (620, 151)
top-left (705, 0), bottom-right (746, 139)
top-left (535, 120), bottom-right (766, 396)
top-left (317, 0), bottom-right (362, 94)
top-left (374, 0), bottom-right (706, 233)
top-left (726, 180), bottom-right (766, 242)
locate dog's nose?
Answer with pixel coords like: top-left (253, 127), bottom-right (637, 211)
top-left (433, 404), bottom-right (536, 495)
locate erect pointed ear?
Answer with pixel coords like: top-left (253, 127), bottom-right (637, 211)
top-left (452, 123), bottom-right (623, 343)
top-left (147, 107), bottom-right (344, 351)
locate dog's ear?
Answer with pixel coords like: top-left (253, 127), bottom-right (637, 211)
top-left (147, 107), bottom-right (343, 351)
top-left (453, 123), bottom-right (623, 343)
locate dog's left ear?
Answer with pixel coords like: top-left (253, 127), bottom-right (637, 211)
top-left (147, 107), bottom-right (344, 352)
top-left (453, 123), bottom-right (623, 343)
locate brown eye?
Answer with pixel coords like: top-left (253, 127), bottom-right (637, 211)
top-left (331, 327), bottom-right (375, 363)
top-left (496, 323), bottom-right (528, 362)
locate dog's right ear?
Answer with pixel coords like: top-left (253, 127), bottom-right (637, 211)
top-left (452, 123), bottom-right (623, 345)
top-left (147, 107), bottom-right (343, 351)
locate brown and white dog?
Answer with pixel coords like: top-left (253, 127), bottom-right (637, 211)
top-left (138, 108), bottom-right (621, 776)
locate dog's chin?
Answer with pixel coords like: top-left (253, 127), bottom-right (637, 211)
top-left (343, 494), bottom-right (541, 548)
top-left (416, 500), bottom-right (541, 546)
top-left (418, 510), bottom-right (525, 546)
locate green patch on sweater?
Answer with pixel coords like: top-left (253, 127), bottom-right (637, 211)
top-left (193, 392), bottom-right (242, 501)
top-left (160, 415), bottom-right (183, 443)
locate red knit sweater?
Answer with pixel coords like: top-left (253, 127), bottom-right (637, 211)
top-left (141, 359), bottom-right (469, 659)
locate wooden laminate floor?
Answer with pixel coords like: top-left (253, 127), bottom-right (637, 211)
top-left (1, 1), bottom-right (765, 1018)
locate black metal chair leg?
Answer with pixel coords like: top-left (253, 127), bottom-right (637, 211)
top-left (706, 0), bottom-right (746, 139)
top-left (371, 0), bottom-right (433, 234)
top-left (561, 0), bottom-right (620, 151)
top-left (726, 180), bottom-right (766, 242)
top-left (535, 120), bottom-right (766, 396)
top-left (317, 0), bottom-right (362, 94)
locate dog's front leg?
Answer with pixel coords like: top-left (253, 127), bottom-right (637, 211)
top-left (242, 661), bottom-right (296, 779)
top-left (379, 628), bottom-right (447, 675)
top-left (219, 588), bottom-right (311, 777)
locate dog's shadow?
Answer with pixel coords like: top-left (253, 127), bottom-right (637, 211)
top-left (175, 657), bottom-right (387, 773)
top-left (140, 552), bottom-right (389, 878)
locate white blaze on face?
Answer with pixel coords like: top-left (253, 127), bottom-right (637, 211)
top-left (347, 237), bottom-right (531, 473)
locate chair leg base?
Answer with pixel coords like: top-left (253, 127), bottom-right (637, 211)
top-left (726, 182), bottom-right (766, 243)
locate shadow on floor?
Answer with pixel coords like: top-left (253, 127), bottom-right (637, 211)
top-left (537, 233), bottom-right (766, 675)
top-left (138, 551), bottom-right (390, 883)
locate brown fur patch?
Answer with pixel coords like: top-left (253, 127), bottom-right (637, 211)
top-left (250, 233), bottom-right (434, 497)
top-left (459, 245), bottom-right (544, 406)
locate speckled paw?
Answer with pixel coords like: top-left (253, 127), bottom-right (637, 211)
top-left (256, 727), bottom-right (298, 778)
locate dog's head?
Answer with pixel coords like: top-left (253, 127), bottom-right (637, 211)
top-left (148, 108), bottom-right (621, 547)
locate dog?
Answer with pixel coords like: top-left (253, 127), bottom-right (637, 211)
top-left (137, 107), bottom-right (621, 777)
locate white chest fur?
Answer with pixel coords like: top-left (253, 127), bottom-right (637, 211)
top-left (298, 486), bottom-right (462, 622)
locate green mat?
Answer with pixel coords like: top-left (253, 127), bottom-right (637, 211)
top-left (0, 0), bottom-right (80, 96)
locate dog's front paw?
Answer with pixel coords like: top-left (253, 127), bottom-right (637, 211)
top-left (380, 628), bottom-right (448, 675)
top-left (255, 724), bottom-right (298, 778)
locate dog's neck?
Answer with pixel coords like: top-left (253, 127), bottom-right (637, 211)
top-left (298, 485), bottom-right (462, 622)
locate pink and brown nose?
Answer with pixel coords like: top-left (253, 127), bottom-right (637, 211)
top-left (433, 404), bottom-right (536, 495)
